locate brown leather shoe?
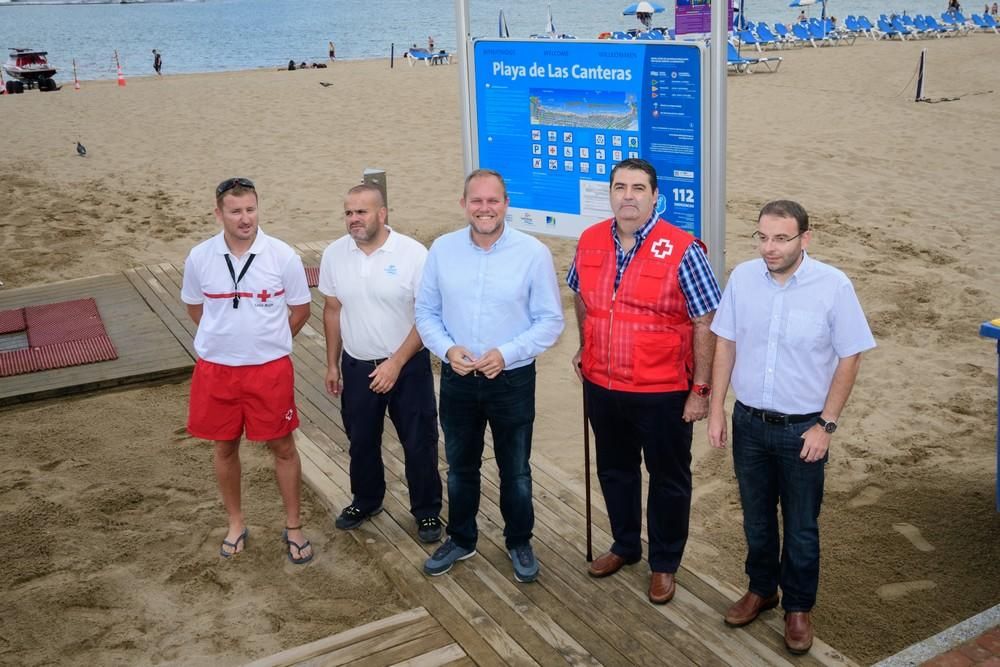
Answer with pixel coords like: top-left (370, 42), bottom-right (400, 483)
top-left (648, 572), bottom-right (676, 604)
top-left (784, 612), bottom-right (813, 655)
top-left (588, 551), bottom-right (635, 578)
top-left (724, 590), bottom-right (780, 627)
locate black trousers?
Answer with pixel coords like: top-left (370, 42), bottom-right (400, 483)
top-left (584, 380), bottom-right (692, 573)
top-left (341, 348), bottom-right (442, 519)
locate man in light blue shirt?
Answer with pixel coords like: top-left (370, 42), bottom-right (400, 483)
top-left (415, 169), bottom-right (565, 583)
top-left (708, 200), bottom-right (875, 655)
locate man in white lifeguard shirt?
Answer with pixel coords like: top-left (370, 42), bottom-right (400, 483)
top-left (181, 177), bottom-right (314, 565)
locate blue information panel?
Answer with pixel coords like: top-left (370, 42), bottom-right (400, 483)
top-left (471, 39), bottom-right (706, 239)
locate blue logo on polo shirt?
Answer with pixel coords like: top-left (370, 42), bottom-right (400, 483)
top-left (385, 264), bottom-right (398, 276)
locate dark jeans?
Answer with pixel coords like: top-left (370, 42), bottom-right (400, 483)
top-left (341, 349), bottom-right (441, 520)
top-left (439, 362), bottom-right (536, 551)
top-left (584, 380), bottom-right (692, 573)
top-left (732, 401), bottom-right (827, 612)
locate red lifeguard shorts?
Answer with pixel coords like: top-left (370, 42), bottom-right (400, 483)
top-left (187, 356), bottom-right (300, 442)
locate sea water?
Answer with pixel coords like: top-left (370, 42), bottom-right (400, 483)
top-left (0, 0), bottom-right (956, 81)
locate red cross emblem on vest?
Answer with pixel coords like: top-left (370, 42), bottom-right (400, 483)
top-left (651, 238), bottom-right (674, 259)
top-left (257, 289), bottom-right (272, 303)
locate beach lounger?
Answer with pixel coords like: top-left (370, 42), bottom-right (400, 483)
top-left (755, 23), bottom-right (786, 48)
top-left (407, 48), bottom-right (433, 66)
top-left (984, 14), bottom-right (1000, 31)
top-left (727, 42), bottom-right (782, 74)
top-left (891, 17), bottom-right (916, 38)
top-left (972, 13), bottom-right (1000, 32)
top-left (924, 15), bottom-right (959, 35)
top-left (737, 29), bottom-right (762, 50)
top-left (857, 15), bottom-right (883, 38)
top-left (913, 15), bottom-right (945, 36)
top-left (877, 17), bottom-right (906, 40)
top-left (792, 22), bottom-right (819, 46)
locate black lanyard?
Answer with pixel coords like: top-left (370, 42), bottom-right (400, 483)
top-left (224, 253), bottom-right (256, 309)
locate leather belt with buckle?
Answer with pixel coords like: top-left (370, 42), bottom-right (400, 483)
top-left (736, 401), bottom-right (820, 425)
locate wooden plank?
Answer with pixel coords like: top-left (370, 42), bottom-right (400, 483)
top-left (383, 643), bottom-right (468, 667)
top-left (243, 608), bottom-right (434, 667)
top-left (335, 629), bottom-right (454, 667)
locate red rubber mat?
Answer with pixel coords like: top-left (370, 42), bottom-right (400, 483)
top-left (0, 307), bottom-right (26, 334)
top-left (25, 298), bottom-right (108, 346)
top-left (305, 266), bottom-right (319, 288)
top-left (0, 298), bottom-right (118, 378)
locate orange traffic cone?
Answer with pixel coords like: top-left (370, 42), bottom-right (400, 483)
top-left (117, 66), bottom-right (126, 87)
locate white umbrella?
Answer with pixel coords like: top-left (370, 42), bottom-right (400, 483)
top-left (623, 2), bottom-right (665, 29)
top-left (499, 9), bottom-right (510, 37)
top-left (622, 1), bottom-right (667, 13)
top-left (545, 5), bottom-right (556, 36)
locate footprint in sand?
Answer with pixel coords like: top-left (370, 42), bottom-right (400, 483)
top-left (847, 485), bottom-right (884, 508)
top-left (876, 580), bottom-right (937, 601)
top-left (893, 523), bottom-right (935, 552)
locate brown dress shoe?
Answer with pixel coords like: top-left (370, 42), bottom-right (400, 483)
top-left (588, 551), bottom-right (635, 578)
top-left (648, 572), bottom-right (676, 604)
top-left (724, 591), bottom-right (780, 627)
top-left (784, 612), bottom-right (813, 654)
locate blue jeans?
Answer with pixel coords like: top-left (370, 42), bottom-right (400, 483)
top-left (439, 363), bottom-right (536, 551)
top-left (732, 401), bottom-right (827, 612)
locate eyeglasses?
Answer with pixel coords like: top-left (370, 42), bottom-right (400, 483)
top-left (751, 231), bottom-right (803, 245)
top-left (216, 177), bottom-right (256, 197)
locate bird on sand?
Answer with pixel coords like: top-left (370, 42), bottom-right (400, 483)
top-left (319, 81), bottom-right (334, 87)
top-left (76, 141), bottom-right (87, 157)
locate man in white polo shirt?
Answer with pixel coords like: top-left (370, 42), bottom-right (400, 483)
top-left (320, 183), bottom-right (442, 543)
top-left (181, 177), bottom-right (315, 565)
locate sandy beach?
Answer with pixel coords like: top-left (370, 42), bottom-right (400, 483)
top-left (1, 34), bottom-right (999, 666)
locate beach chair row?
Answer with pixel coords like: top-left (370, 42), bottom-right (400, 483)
top-left (737, 18), bottom-right (859, 50)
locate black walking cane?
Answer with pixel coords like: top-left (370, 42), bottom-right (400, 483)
top-left (583, 390), bottom-right (593, 562)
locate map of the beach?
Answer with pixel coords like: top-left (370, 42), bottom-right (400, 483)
top-left (529, 89), bottom-right (638, 131)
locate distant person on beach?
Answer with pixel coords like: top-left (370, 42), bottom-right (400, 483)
top-left (428, 36), bottom-right (435, 51)
top-left (415, 169), bottom-right (564, 583)
top-left (992, 2), bottom-right (998, 17)
top-left (328, 40), bottom-right (336, 61)
top-left (181, 177), bottom-right (314, 565)
top-left (708, 200), bottom-right (875, 655)
top-left (796, 10), bottom-right (807, 22)
top-left (568, 158), bottom-right (721, 606)
top-left (152, 49), bottom-right (162, 76)
top-left (319, 183), bottom-right (443, 544)
top-left (287, 59), bottom-right (296, 70)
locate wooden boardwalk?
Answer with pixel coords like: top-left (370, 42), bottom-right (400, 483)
top-left (6, 249), bottom-right (862, 666)
top-left (0, 272), bottom-right (193, 406)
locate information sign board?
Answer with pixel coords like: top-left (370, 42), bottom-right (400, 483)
top-left (471, 39), bottom-right (707, 239)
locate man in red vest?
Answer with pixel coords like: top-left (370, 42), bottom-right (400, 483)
top-left (568, 158), bottom-right (721, 604)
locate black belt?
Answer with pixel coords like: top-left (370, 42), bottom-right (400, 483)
top-left (736, 401), bottom-right (820, 426)
top-left (361, 357), bottom-right (389, 366)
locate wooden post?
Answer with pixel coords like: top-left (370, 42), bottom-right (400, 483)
top-left (363, 168), bottom-right (388, 214)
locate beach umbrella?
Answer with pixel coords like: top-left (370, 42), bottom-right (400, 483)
top-left (499, 9), bottom-right (510, 37)
top-left (622, 1), bottom-right (667, 14)
top-left (623, 2), bottom-right (665, 28)
top-left (546, 5), bottom-right (556, 36)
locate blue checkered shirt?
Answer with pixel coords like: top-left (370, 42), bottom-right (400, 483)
top-left (566, 216), bottom-right (721, 319)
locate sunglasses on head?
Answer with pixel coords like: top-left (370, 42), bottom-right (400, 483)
top-left (216, 177), bottom-right (256, 197)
